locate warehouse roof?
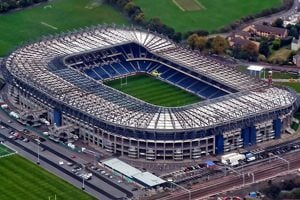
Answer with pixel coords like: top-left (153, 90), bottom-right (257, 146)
top-left (102, 158), bottom-right (141, 178)
top-left (102, 158), bottom-right (166, 187)
top-left (132, 172), bottom-right (166, 187)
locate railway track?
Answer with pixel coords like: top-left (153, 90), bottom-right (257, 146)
top-left (160, 152), bottom-right (300, 200)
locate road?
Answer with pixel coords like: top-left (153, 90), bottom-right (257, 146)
top-left (235, 60), bottom-right (300, 73)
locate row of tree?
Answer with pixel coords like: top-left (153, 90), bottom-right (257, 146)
top-left (187, 34), bottom-right (230, 55)
top-left (262, 179), bottom-right (300, 200)
top-left (0, 0), bottom-right (47, 13)
top-left (105, 0), bottom-right (182, 42)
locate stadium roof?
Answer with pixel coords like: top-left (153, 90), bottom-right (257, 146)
top-left (5, 26), bottom-right (299, 131)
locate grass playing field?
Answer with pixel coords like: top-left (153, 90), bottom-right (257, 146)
top-left (0, 155), bottom-right (95, 200)
top-left (133, 0), bottom-right (283, 32)
top-left (173, 0), bottom-right (204, 11)
top-left (0, 0), bottom-right (128, 56)
top-left (278, 82), bottom-right (300, 93)
top-left (104, 74), bottom-right (201, 107)
top-left (0, 144), bottom-right (16, 157)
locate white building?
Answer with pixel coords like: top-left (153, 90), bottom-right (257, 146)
top-left (292, 38), bottom-right (300, 51)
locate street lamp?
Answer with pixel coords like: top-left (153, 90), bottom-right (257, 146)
top-left (37, 141), bottom-right (40, 165)
top-left (82, 164), bottom-right (85, 190)
top-left (82, 176), bottom-right (85, 190)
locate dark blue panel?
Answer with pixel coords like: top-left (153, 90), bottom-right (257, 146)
top-left (53, 108), bottom-right (62, 126)
top-left (273, 118), bottom-right (282, 139)
top-left (215, 134), bottom-right (224, 155)
top-left (242, 127), bottom-right (250, 147)
top-left (250, 126), bottom-right (256, 145)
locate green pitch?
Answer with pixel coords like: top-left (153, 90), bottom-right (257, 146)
top-left (0, 144), bottom-right (15, 157)
top-left (134, 0), bottom-right (282, 32)
top-left (278, 82), bottom-right (300, 93)
top-left (104, 74), bottom-right (201, 107)
top-left (0, 155), bottom-right (95, 200)
top-left (0, 0), bottom-right (128, 56)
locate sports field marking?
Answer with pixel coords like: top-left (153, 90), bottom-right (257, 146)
top-left (40, 22), bottom-right (58, 30)
top-left (0, 143), bottom-right (17, 158)
top-left (85, 1), bottom-right (102, 9)
top-left (173, 0), bottom-right (205, 12)
top-left (43, 5), bottom-right (52, 9)
top-left (172, 0), bottom-right (185, 11)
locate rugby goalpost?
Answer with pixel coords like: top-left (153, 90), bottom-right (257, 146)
top-left (120, 75), bottom-right (128, 88)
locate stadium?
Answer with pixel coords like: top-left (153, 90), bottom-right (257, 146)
top-left (3, 26), bottom-right (300, 161)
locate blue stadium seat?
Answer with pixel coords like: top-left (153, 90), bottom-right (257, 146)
top-left (102, 65), bottom-right (119, 77)
top-left (84, 69), bottom-right (102, 80)
top-left (177, 77), bottom-right (197, 88)
top-left (110, 63), bottom-right (128, 75)
top-left (93, 67), bottom-right (110, 79)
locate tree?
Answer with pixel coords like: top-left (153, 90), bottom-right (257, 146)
top-left (172, 32), bottom-right (182, 43)
top-left (272, 39), bottom-right (281, 50)
top-left (272, 18), bottom-right (284, 28)
top-left (259, 41), bottom-right (270, 57)
top-left (289, 27), bottom-right (299, 39)
top-left (134, 12), bottom-right (145, 24)
top-left (211, 36), bottom-right (229, 54)
top-left (243, 42), bottom-right (259, 61)
top-left (195, 36), bottom-right (207, 51)
top-left (124, 2), bottom-right (141, 18)
top-left (0, 2), bottom-right (10, 12)
top-left (187, 34), bottom-right (199, 49)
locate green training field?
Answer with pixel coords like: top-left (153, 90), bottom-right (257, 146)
top-left (278, 82), bottom-right (300, 93)
top-left (134, 0), bottom-right (283, 32)
top-left (0, 144), bottom-right (15, 157)
top-left (173, 0), bottom-right (204, 11)
top-left (0, 0), bottom-right (128, 56)
top-left (104, 74), bottom-right (201, 107)
top-left (0, 155), bottom-right (95, 200)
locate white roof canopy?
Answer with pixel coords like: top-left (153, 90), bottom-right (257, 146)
top-left (102, 158), bottom-right (166, 187)
top-left (247, 65), bottom-right (264, 72)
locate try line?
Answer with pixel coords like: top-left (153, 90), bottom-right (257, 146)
top-left (41, 22), bottom-right (58, 30)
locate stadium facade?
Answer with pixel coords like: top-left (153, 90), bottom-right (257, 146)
top-left (3, 26), bottom-right (300, 161)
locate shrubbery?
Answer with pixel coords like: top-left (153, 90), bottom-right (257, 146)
top-left (0, 0), bottom-right (47, 13)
